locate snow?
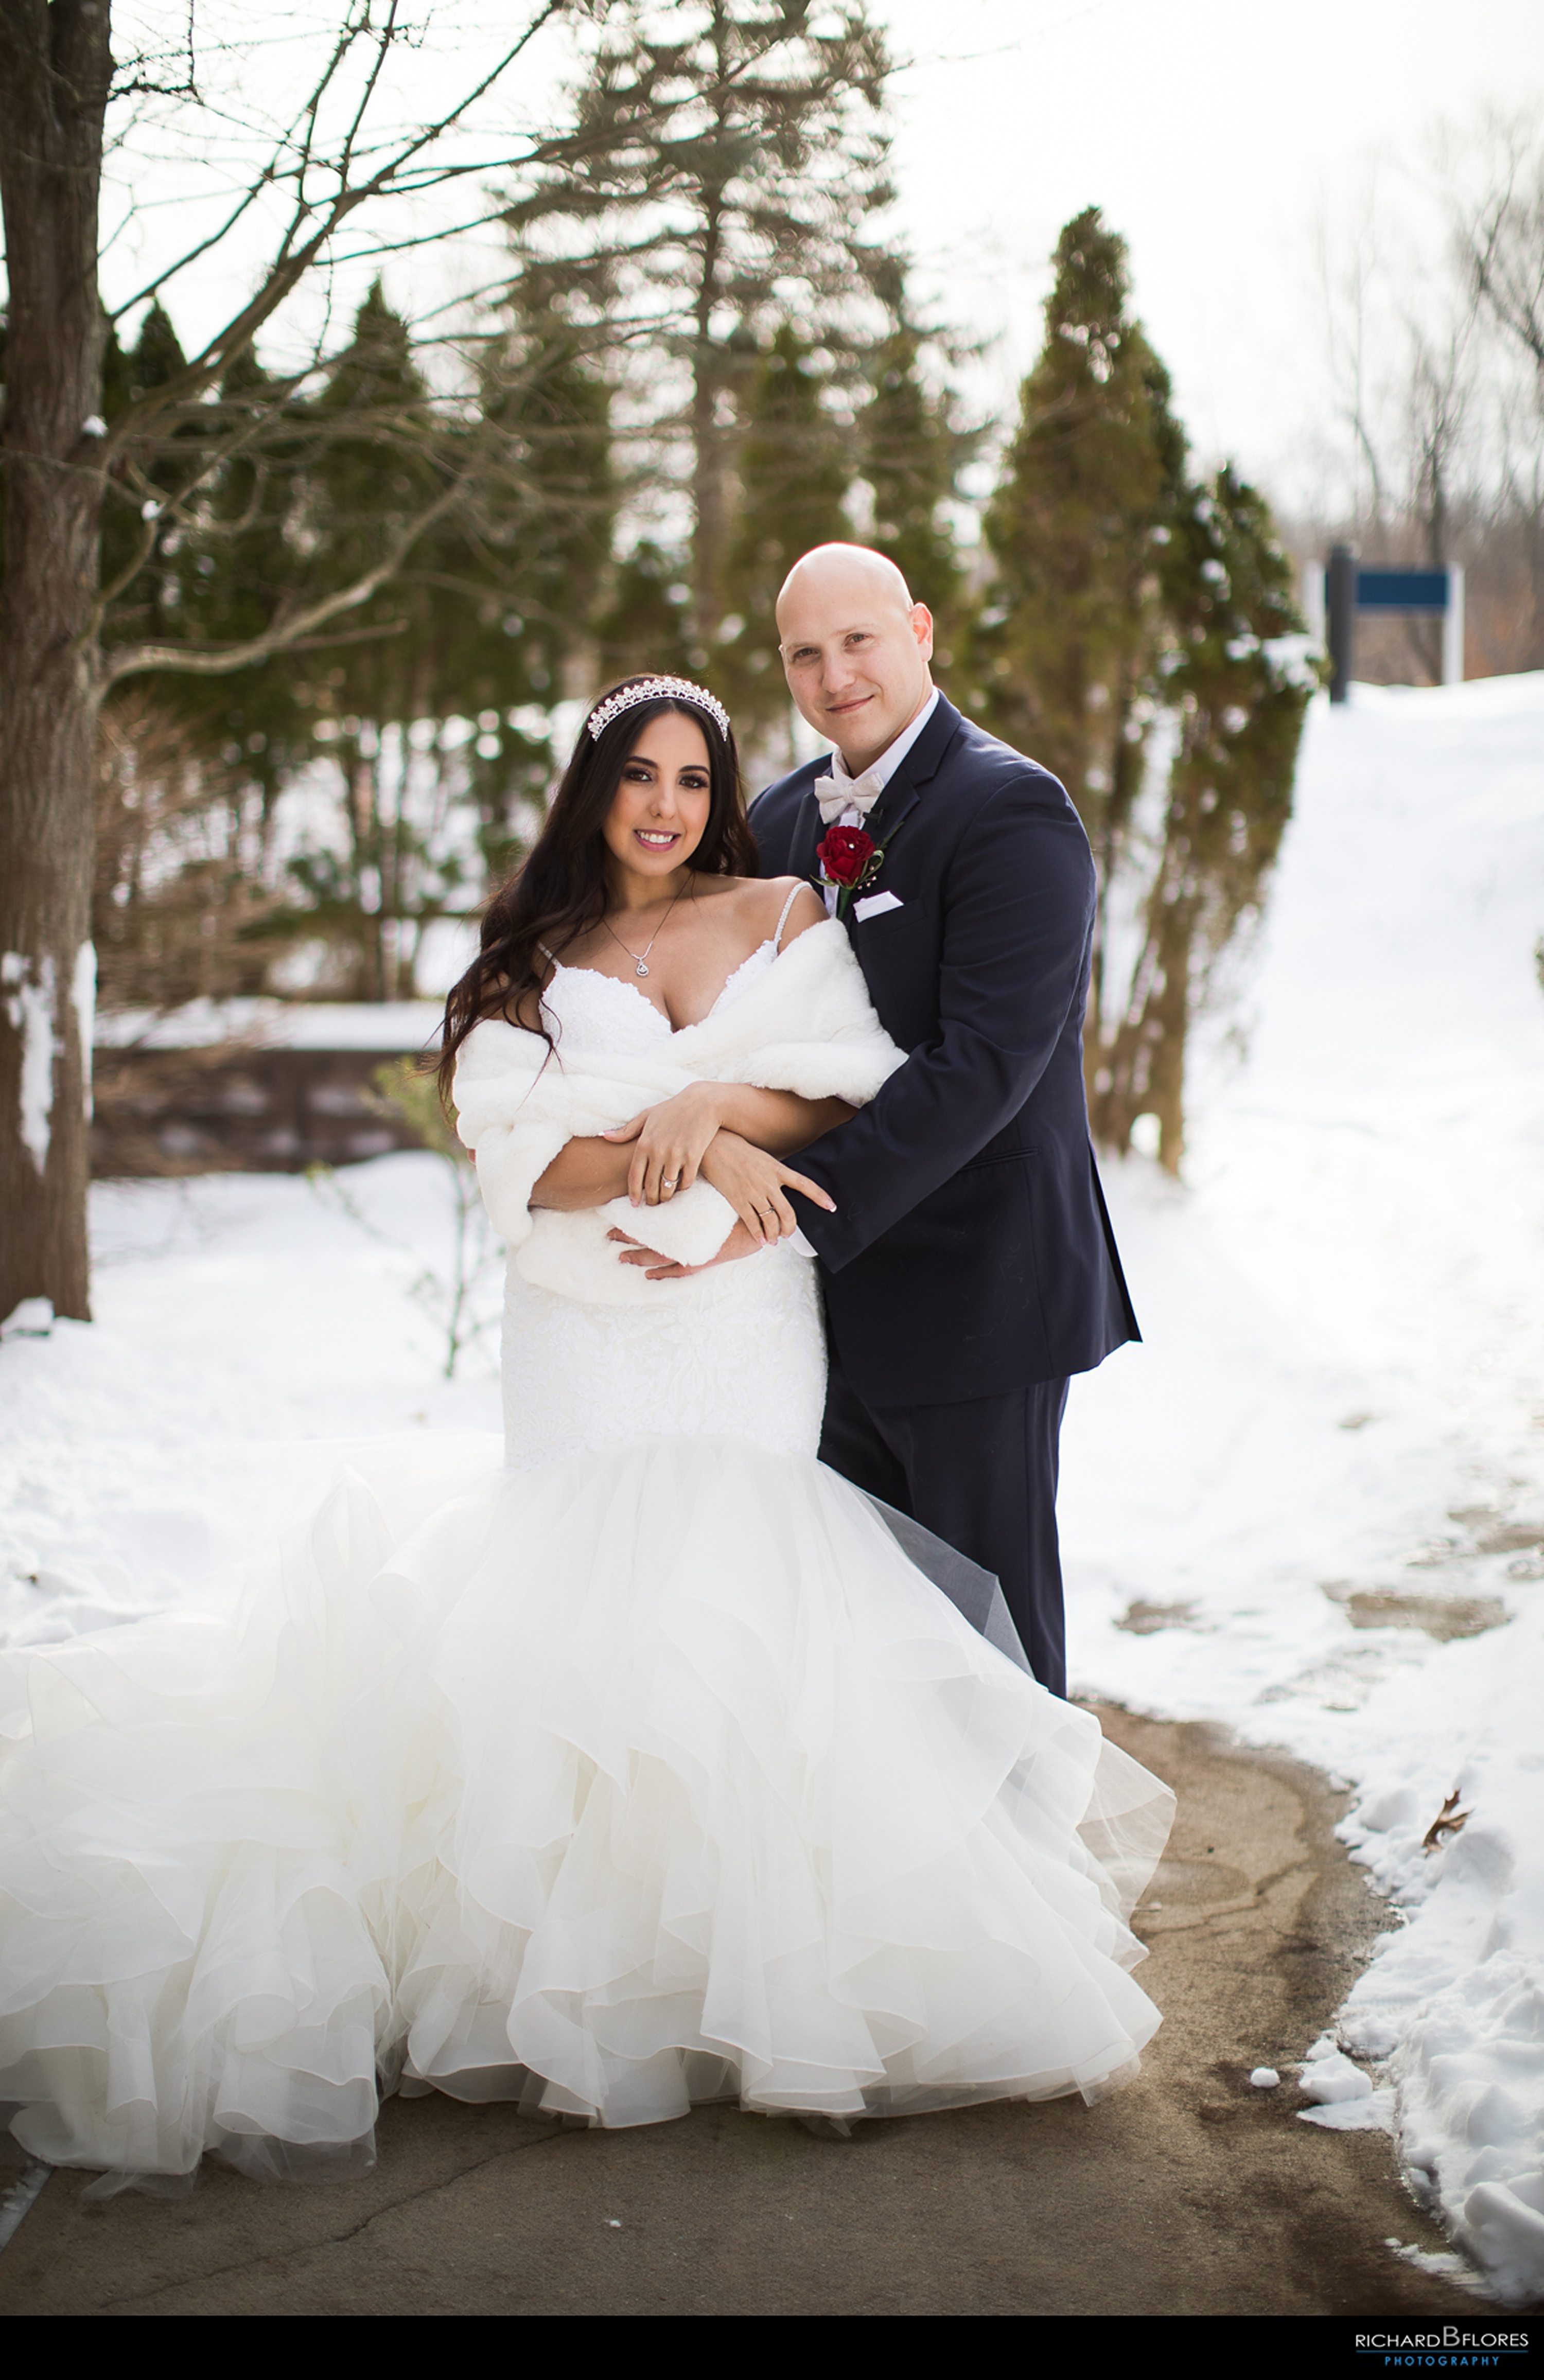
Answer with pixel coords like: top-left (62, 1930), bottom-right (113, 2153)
top-left (1061, 673), bottom-right (1544, 2303)
top-left (94, 997), bottom-right (443, 1051)
top-left (1296, 2037), bottom-right (1395, 2132)
top-left (1, 672), bottom-right (1542, 2297)
top-left (0, 1301), bottom-right (54, 1343)
top-left (73, 940), bottom-right (95, 1122)
top-left (0, 1161), bottom-right (502, 1651)
top-left (2, 951), bottom-right (57, 1173)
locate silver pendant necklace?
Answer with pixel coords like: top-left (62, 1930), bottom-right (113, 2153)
top-left (603, 876), bottom-right (691, 978)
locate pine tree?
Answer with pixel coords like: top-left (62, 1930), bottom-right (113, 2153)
top-left (92, 282), bottom-right (620, 1014)
top-left (862, 321), bottom-right (967, 649)
top-left (94, 330), bottom-right (322, 1007)
top-left (970, 209), bottom-right (1315, 1170)
top-left (592, 541), bottom-right (695, 686)
top-left (289, 286), bottom-right (616, 995)
top-left (284, 287), bottom-right (446, 997)
top-left (716, 325), bottom-right (853, 752)
top-left (1094, 466), bottom-right (1314, 1168)
top-left (100, 305), bottom-right (204, 652)
top-left (970, 208), bottom-right (1172, 836)
top-left (151, 343), bottom-right (319, 855)
top-left (508, 0), bottom-right (894, 650)
top-left (450, 288), bottom-right (616, 876)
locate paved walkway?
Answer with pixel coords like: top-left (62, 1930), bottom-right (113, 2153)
top-left (0, 1709), bottom-right (1499, 2318)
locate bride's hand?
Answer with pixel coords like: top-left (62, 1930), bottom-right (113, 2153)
top-left (601, 1084), bottom-right (727, 1207)
top-left (607, 1219), bottom-right (763, 1279)
top-left (699, 1132), bottom-right (835, 1246)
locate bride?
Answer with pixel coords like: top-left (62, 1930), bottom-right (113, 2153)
top-left (0, 676), bottom-right (1171, 2184)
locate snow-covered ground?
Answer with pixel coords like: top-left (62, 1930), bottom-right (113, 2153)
top-left (2, 673), bottom-right (1541, 2299)
top-left (0, 1157), bottom-right (505, 1649)
top-left (1062, 674), bottom-right (1544, 2305)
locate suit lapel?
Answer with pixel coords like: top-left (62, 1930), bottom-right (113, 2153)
top-left (787, 776), bottom-right (823, 884)
top-left (862, 692), bottom-right (962, 849)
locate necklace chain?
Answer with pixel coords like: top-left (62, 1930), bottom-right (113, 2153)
top-left (602, 875), bottom-right (691, 978)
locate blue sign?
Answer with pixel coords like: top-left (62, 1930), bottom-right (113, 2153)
top-left (1354, 569), bottom-right (1451, 615)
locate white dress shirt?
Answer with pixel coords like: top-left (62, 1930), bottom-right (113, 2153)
top-left (822, 686), bottom-right (940, 825)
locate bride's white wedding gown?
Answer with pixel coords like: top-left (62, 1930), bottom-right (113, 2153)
top-left (0, 929), bottom-right (1172, 2184)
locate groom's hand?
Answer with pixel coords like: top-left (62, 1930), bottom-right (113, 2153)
top-left (606, 1221), bottom-right (763, 1280)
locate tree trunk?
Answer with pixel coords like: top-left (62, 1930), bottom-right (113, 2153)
top-left (0, 0), bottom-right (113, 1324)
top-left (690, 190), bottom-right (729, 650)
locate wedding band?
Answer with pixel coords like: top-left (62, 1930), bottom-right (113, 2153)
top-left (662, 1174), bottom-right (680, 1194)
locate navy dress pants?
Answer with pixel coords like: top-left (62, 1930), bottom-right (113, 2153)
top-left (818, 1351), bottom-right (1073, 1699)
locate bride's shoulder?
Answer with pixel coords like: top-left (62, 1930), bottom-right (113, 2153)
top-left (769, 876), bottom-right (827, 947)
top-left (455, 998), bottom-right (545, 1073)
top-left (708, 872), bottom-right (825, 947)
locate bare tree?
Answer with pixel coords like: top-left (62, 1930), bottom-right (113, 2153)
top-left (0, 0), bottom-right (616, 1325)
top-left (1464, 122), bottom-right (1544, 376)
top-left (1312, 191), bottom-right (1398, 536)
top-left (1300, 114), bottom-right (1544, 681)
top-left (1458, 117), bottom-right (1544, 659)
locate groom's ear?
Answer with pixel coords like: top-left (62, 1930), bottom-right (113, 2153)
top-left (910, 603), bottom-right (935, 660)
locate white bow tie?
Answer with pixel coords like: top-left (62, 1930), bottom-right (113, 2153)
top-left (814, 769), bottom-right (885, 826)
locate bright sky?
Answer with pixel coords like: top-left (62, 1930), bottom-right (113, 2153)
top-left (876, 0), bottom-right (1544, 505)
top-left (71, 0), bottom-right (1544, 524)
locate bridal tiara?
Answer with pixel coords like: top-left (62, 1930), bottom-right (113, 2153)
top-left (586, 677), bottom-right (731, 744)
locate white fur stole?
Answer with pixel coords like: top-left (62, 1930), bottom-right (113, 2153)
top-left (451, 918), bottom-right (903, 1306)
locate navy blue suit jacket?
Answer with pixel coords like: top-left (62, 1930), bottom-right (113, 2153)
top-left (750, 694), bottom-right (1139, 1406)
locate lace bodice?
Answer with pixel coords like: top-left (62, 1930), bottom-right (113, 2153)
top-left (538, 878), bottom-right (803, 1057)
top-left (540, 931), bottom-right (784, 1059)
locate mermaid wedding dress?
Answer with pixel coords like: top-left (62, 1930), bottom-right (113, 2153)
top-left (0, 914), bottom-right (1172, 2184)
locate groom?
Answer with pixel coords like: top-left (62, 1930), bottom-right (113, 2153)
top-left (747, 543), bottom-right (1138, 1698)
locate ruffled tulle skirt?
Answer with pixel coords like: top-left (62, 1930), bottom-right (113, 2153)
top-left (0, 1434), bottom-right (1172, 2181)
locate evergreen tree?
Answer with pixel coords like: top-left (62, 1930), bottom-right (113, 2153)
top-left (970, 208), bottom-right (1315, 1169)
top-left (717, 325), bottom-right (853, 752)
top-left (1094, 466), bottom-right (1314, 1168)
top-left (151, 342), bottom-right (319, 859)
top-left (92, 283), bottom-right (619, 1010)
top-left (288, 286), bottom-right (614, 996)
top-left (592, 540), bottom-right (695, 685)
top-left (970, 208), bottom-right (1172, 838)
top-left (282, 286), bottom-right (449, 998)
top-left (862, 320), bottom-right (967, 649)
top-left (444, 288), bottom-right (616, 878)
top-left (94, 329), bottom-right (321, 1006)
top-left (508, 0), bottom-right (894, 650)
top-left (99, 304), bottom-right (205, 651)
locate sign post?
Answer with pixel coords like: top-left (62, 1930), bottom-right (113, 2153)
top-left (1327, 545), bottom-right (1358, 704)
top-left (1441, 568), bottom-right (1466, 689)
top-left (1322, 552), bottom-right (1465, 704)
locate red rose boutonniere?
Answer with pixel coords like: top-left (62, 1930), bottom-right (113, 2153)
top-left (816, 824), bottom-right (876, 889)
top-left (815, 820), bottom-right (905, 917)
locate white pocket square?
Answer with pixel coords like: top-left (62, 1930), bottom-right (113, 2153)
top-left (854, 890), bottom-right (903, 922)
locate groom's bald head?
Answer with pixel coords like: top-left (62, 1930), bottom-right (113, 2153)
top-left (778, 542), bottom-right (915, 620)
top-left (776, 543), bottom-right (934, 774)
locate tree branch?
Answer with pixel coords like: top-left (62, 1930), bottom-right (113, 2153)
top-left (99, 1), bottom-right (572, 462)
top-left (100, 478), bottom-right (466, 686)
top-left (106, 165), bottom-right (281, 323)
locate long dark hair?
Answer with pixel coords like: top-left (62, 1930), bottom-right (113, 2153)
top-left (439, 677), bottom-right (756, 1095)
